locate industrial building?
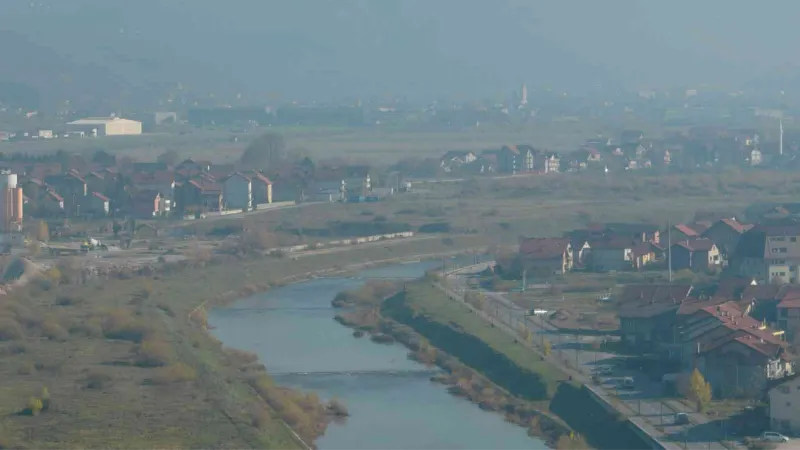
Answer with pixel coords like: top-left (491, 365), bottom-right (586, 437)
top-left (66, 117), bottom-right (142, 136)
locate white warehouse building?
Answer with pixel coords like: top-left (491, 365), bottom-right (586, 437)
top-left (66, 117), bottom-right (142, 136)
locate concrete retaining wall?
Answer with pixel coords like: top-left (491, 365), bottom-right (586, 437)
top-left (268, 232), bottom-right (415, 255)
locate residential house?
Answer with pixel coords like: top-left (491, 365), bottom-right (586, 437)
top-left (130, 190), bottom-right (162, 218)
top-left (174, 158), bottom-right (211, 181)
top-left (174, 180), bottom-right (222, 215)
top-left (542, 152), bottom-right (560, 173)
top-left (701, 218), bottom-right (752, 258)
top-left (515, 145), bottom-right (537, 172)
top-left (130, 171), bottom-right (175, 204)
top-left (678, 301), bottom-right (792, 398)
top-left (730, 225), bottom-right (800, 283)
top-left (669, 222), bottom-right (712, 242)
top-left (248, 171), bottom-right (273, 205)
top-left (222, 172), bottom-right (253, 211)
top-left (517, 237), bottom-right (573, 275)
top-left (88, 192), bottom-right (110, 216)
top-left (42, 190), bottom-right (65, 215)
top-left (497, 145), bottom-right (525, 174)
top-left (768, 375), bottom-right (800, 434)
top-left (631, 243), bottom-right (657, 269)
top-left (605, 223), bottom-right (660, 244)
top-left (670, 238), bottom-right (721, 272)
top-left (618, 284), bottom-right (694, 349)
top-left (44, 172), bottom-right (87, 215)
top-left (440, 151), bottom-right (477, 172)
top-left (590, 237), bottom-right (635, 272)
top-left (777, 287), bottom-right (800, 345)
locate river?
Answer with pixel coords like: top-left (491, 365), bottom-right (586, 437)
top-left (209, 260), bottom-right (548, 449)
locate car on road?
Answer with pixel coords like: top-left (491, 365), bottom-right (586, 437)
top-left (622, 376), bottom-right (635, 389)
top-left (761, 432), bottom-right (789, 443)
top-left (595, 366), bottom-right (613, 376)
top-left (674, 413), bottom-right (689, 425)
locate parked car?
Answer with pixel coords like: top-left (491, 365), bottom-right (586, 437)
top-left (761, 432), bottom-right (789, 443)
top-left (595, 366), bottom-right (613, 376)
top-left (622, 376), bottom-right (635, 389)
top-left (674, 413), bottom-right (689, 425)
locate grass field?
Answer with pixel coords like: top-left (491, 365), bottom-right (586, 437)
top-left (0, 120), bottom-right (656, 164)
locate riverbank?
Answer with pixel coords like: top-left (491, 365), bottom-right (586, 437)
top-left (334, 281), bottom-right (650, 449)
top-left (0, 234), bottom-right (485, 448)
top-left (332, 280), bottom-right (573, 448)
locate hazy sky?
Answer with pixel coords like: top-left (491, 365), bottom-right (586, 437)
top-left (2, 0), bottom-right (799, 107)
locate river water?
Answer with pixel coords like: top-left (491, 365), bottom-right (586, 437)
top-left (209, 260), bottom-right (547, 449)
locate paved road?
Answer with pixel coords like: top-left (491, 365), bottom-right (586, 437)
top-left (444, 264), bottom-right (740, 450)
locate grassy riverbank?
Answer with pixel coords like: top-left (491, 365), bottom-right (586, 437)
top-left (331, 279), bottom-right (653, 449)
top-left (0, 235), bottom-right (484, 448)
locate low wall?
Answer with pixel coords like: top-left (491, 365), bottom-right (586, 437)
top-left (269, 232), bottom-right (416, 255)
top-left (255, 201), bottom-right (294, 210)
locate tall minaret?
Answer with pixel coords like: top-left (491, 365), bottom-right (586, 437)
top-left (520, 83), bottom-right (528, 107)
top-left (780, 118), bottom-right (784, 156)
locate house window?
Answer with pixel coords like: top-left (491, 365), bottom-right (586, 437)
top-left (782, 309), bottom-right (789, 318)
top-left (781, 272), bottom-right (787, 276)
top-left (774, 237), bottom-right (786, 242)
top-left (792, 237), bottom-right (797, 242)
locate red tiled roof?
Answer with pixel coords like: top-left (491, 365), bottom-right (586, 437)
top-left (519, 238), bottom-right (570, 260)
top-left (778, 286), bottom-right (800, 309)
top-left (47, 190), bottom-right (63, 202)
top-left (675, 238), bottom-right (716, 252)
top-left (131, 171), bottom-right (174, 185)
top-left (719, 218), bottom-right (752, 234)
top-left (618, 284), bottom-right (694, 318)
top-left (502, 144), bottom-right (520, 155)
top-left (692, 301), bottom-right (788, 358)
top-left (674, 224), bottom-right (701, 237)
top-left (591, 236), bottom-right (636, 250)
top-left (92, 192), bottom-right (109, 201)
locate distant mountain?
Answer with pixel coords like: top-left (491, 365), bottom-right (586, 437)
top-left (1, 0), bottom-right (790, 111)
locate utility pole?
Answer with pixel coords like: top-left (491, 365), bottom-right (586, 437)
top-left (668, 221), bottom-right (673, 284)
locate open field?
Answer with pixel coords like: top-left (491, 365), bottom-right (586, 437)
top-left (0, 120), bottom-right (659, 163)
top-left (0, 235), bottom-right (485, 448)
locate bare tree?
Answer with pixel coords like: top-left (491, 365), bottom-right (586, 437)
top-left (240, 132), bottom-right (287, 169)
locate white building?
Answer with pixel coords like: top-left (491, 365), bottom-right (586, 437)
top-left (768, 375), bottom-right (800, 434)
top-left (66, 117), bottom-right (142, 136)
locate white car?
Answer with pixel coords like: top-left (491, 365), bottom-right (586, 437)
top-left (761, 432), bottom-right (789, 443)
top-left (595, 366), bottom-right (613, 376)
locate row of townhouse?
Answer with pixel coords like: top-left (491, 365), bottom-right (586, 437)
top-left (513, 218), bottom-right (751, 276)
top-left (617, 283), bottom-right (794, 399)
top-left (439, 145), bottom-right (560, 175)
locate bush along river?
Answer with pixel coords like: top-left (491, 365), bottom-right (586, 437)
top-left (209, 260), bottom-right (548, 449)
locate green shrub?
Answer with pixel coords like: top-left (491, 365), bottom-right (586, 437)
top-left (151, 363), bottom-right (196, 384)
top-left (134, 339), bottom-right (174, 367)
top-left (0, 318), bottom-right (24, 341)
